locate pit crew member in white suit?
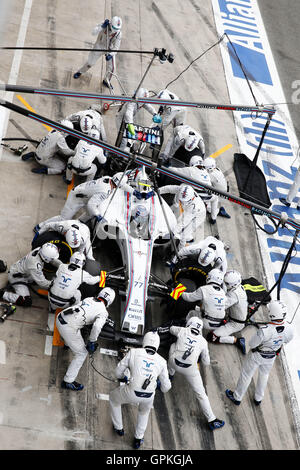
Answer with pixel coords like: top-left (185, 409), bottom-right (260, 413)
top-left (22, 120), bottom-right (75, 175)
top-left (0, 243), bottom-right (60, 307)
top-left (73, 16), bottom-right (122, 88)
top-left (176, 235), bottom-right (228, 273)
top-left (115, 88), bottom-right (161, 152)
top-left (65, 107), bottom-right (107, 142)
top-left (226, 300), bottom-right (293, 406)
top-left (56, 287), bottom-right (115, 391)
top-left (207, 270), bottom-right (248, 354)
top-left (168, 317), bottom-right (225, 431)
top-left (34, 172), bottom-right (130, 228)
top-left (279, 164), bottom-right (300, 210)
top-left (109, 331), bottom-right (171, 449)
top-left (203, 157), bottom-right (230, 219)
top-left (64, 130), bottom-right (106, 184)
top-left (160, 124), bottom-right (205, 163)
top-left (159, 184), bottom-right (206, 250)
top-left (48, 252), bottom-right (100, 313)
top-left (35, 219), bottom-right (95, 260)
top-left (156, 89), bottom-right (186, 128)
top-left (183, 269), bottom-right (226, 331)
top-left (86, 173), bottom-right (135, 221)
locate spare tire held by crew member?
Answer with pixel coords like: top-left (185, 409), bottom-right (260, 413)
top-left (32, 231), bottom-right (73, 271)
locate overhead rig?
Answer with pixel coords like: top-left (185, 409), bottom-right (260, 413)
top-left (0, 90), bottom-right (297, 235)
top-left (0, 83), bottom-right (275, 115)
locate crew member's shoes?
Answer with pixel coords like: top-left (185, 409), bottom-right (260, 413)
top-left (225, 389), bottom-right (241, 405)
top-left (253, 398), bottom-right (261, 406)
top-left (103, 79), bottom-right (112, 89)
top-left (114, 427), bottom-right (124, 436)
top-left (73, 72), bottom-right (82, 79)
top-left (209, 216), bottom-right (216, 225)
top-left (236, 337), bottom-right (246, 355)
top-left (61, 380), bottom-right (84, 391)
top-left (32, 167), bottom-right (47, 174)
top-left (279, 197), bottom-right (290, 207)
top-left (22, 151), bottom-right (35, 161)
top-left (218, 206), bottom-right (231, 218)
top-left (208, 418), bottom-right (225, 430)
top-left (133, 437), bottom-right (144, 449)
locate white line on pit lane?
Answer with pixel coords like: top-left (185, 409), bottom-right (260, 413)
top-left (0, 0), bottom-right (33, 161)
top-left (44, 336), bottom-right (53, 356)
top-left (0, 340), bottom-right (6, 364)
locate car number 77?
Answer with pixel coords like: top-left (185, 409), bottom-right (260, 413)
top-left (134, 281), bottom-right (143, 288)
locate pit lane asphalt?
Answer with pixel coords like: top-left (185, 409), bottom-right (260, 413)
top-left (0, 0), bottom-right (298, 450)
top-left (257, 0), bottom-right (300, 145)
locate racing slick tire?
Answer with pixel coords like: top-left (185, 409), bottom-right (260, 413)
top-left (31, 231), bottom-right (73, 272)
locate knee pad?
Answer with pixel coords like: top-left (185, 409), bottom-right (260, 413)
top-left (206, 331), bottom-right (220, 343)
top-left (16, 296), bottom-right (32, 307)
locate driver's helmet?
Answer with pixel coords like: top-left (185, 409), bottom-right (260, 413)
top-left (135, 167), bottom-right (152, 194)
top-left (133, 204), bottom-right (149, 225)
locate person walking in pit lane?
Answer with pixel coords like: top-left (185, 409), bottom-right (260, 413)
top-left (109, 331), bottom-right (171, 449)
top-left (73, 16), bottom-right (122, 88)
top-left (225, 300), bottom-right (293, 406)
top-left (168, 316), bottom-right (225, 431)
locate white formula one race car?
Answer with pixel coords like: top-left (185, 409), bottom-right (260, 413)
top-left (91, 167), bottom-right (177, 338)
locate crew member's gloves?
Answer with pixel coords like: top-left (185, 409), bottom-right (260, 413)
top-left (160, 154), bottom-right (170, 167)
top-left (32, 232), bottom-right (39, 243)
top-left (133, 190), bottom-right (142, 200)
top-left (106, 54), bottom-right (113, 61)
top-left (96, 215), bottom-right (104, 222)
top-left (86, 341), bottom-right (98, 354)
top-left (119, 375), bottom-right (129, 384)
top-left (0, 260), bottom-right (7, 273)
top-left (127, 123), bottom-right (135, 138)
top-left (152, 114), bottom-right (162, 124)
top-left (101, 19), bottom-right (110, 28)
